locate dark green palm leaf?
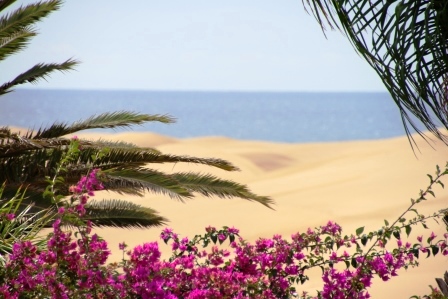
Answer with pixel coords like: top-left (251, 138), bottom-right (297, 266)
top-left (90, 147), bottom-right (239, 171)
top-left (303, 0), bottom-right (448, 146)
top-left (171, 172), bottom-right (275, 209)
top-left (0, 135), bottom-right (89, 158)
top-left (89, 138), bottom-right (159, 152)
top-left (0, 0), bottom-right (17, 12)
top-left (31, 111), bottom-right (175, 138)
top-left (0, 0), bottom-right (60, 40)
top-left (103, 168), bottom-right (193, 200)
top-left (0, 59), bottom-right (79, 95)
top-left (84, 199), bottom-right (168, 228)
top-left (0, 26), bottom-right (36, 61)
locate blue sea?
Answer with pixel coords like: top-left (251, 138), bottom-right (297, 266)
top-left (0, 89), bottom-right (418, 143)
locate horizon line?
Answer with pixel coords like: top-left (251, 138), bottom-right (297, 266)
top-left (14, 87), bottom-right (388, 94)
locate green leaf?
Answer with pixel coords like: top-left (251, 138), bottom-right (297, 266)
top-left (409, 209), bottom-right (418, 215)
top-left (361, 235), bottom-right (368, 246)
top-left (356, 226), bottom-right (365, 236)
top-left (384, 219), bottom-right (389, 226)
top-left (412, 248), bottom-right (420, 259)
top-left (351, 257), bottom-right (358, 268)
top-left (432, 246), bottom-right (439, 256)
top-left (301, 0), bottom-right (448, 146)
top-left (393, 231), bottom-right (400, 240)
top-left (344, 260), bottom-right (350, 269)
top-left (405, 225), bottom-right (412, 237)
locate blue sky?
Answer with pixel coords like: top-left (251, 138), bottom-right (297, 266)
top-left (2, 0), bottom-right (386, 92)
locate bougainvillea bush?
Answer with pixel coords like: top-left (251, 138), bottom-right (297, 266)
top-left (0, 144), bottom-right (447, 298)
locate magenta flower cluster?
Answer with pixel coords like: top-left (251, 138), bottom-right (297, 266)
top-left (1, 219), bottom-right (446, 297)
top-left (0, 168), bottom-right (446, 298)
top-left (68, 168), bottom-right (104, 216)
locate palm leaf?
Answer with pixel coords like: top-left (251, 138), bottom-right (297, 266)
top-left (0, 0), bottom-right (61, 40)
top-left (90, 148), bottom-right (239, 171)
top-left (84, 199), bottom-right (168, 228)
top-left (89, 138), bottom-right (159, 152)
top-left (103, 169), bottom-right (193, 200)
top-left (31, 111), bottom-right (175, 138)
top-left (0, 1), bottom-right (17, 12)
top-left (171, 172), bottom-right (275, 209)
top-left (0, 59), bottom-right (79, 95)
top-left (0, 185), bottom-right (54, 265)
top-left (0, 26), bottom-right (36, 61)
top-left (0, 134), bottom-right (87, 158)
top-left (303, 0), bottom-right (448, 146)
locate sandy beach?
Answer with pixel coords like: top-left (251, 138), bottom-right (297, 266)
top-left (74, 130), bottom-right (448, 298)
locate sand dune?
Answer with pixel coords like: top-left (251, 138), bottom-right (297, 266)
top-left (69, 131), bottom-right (448, 297)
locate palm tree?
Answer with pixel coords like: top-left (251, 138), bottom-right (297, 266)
top-left (0, 113), bottom-right (273, 228)
top-left (302, 0), bottom-right (448, 147)
top-left (0, 0), bottom-right (273, 229)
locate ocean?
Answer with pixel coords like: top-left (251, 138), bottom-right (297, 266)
top-left (0, 89), bottom-right (416, 143)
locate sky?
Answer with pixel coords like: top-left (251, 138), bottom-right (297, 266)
top-left (1, 0), bottom-right (386, 92)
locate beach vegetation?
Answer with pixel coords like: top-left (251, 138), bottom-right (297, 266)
top-left (0, 159), bottom-right (446, 298)
top-left (0, 0), bottom-right (273, 229)
top-left (302, 0), bottom-right (448, 147)
top-left (0, 0), bottom-right (447, 298)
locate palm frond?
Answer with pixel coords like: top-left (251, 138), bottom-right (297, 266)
top-left (0, 185), bottom-right (55, 265)
top-left (0, 0), bottom-right (17, 12)
top-left (84, 199), bottom-right (168, 228)
top-left (31, 111), bottom-right (175, 138)
top-left (0, 0), bottom-right (61, 40)
top-left (303, 0), bottom-right (448, 145)
top-left (0, 0), bottom-right (275, 231)
top-left (0, 26), bottom-right (36, 61)
top-left (0, 59), bottom-right (79, 95)
top-left (0, 135), bottom-right (96, 159)
top-left (89, 138), bottom-right (154, 150)
top-left (172, 172), bottom-right (275, 209)
top-left (90, 147), bottom-right (239, 171)
top-left (104, 168), bottom-right (193, 200)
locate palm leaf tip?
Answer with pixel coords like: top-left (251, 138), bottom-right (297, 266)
top-left (84, 199), bottom-right (168, 228)
top-left (104, 169), bottom-right (193, 200)
top-left (0, 58), bottom-right (79, 95)
top-left (75, 111), bottom-right (175, 130)
top-left (31, 111), bottom-right (175, 139)
top-left (172, 172), bottom-right (275, 209)
top-left (149, 154), bottom-right (240, 171)
top-left (303, 0), bottom-right (448, 146)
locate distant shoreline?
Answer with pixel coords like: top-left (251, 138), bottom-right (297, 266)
top-left (2, 89), bottom-right (415, 143)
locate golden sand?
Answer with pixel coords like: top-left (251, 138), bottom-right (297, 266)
top-left (73, 131), bottom-right (448, 298)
